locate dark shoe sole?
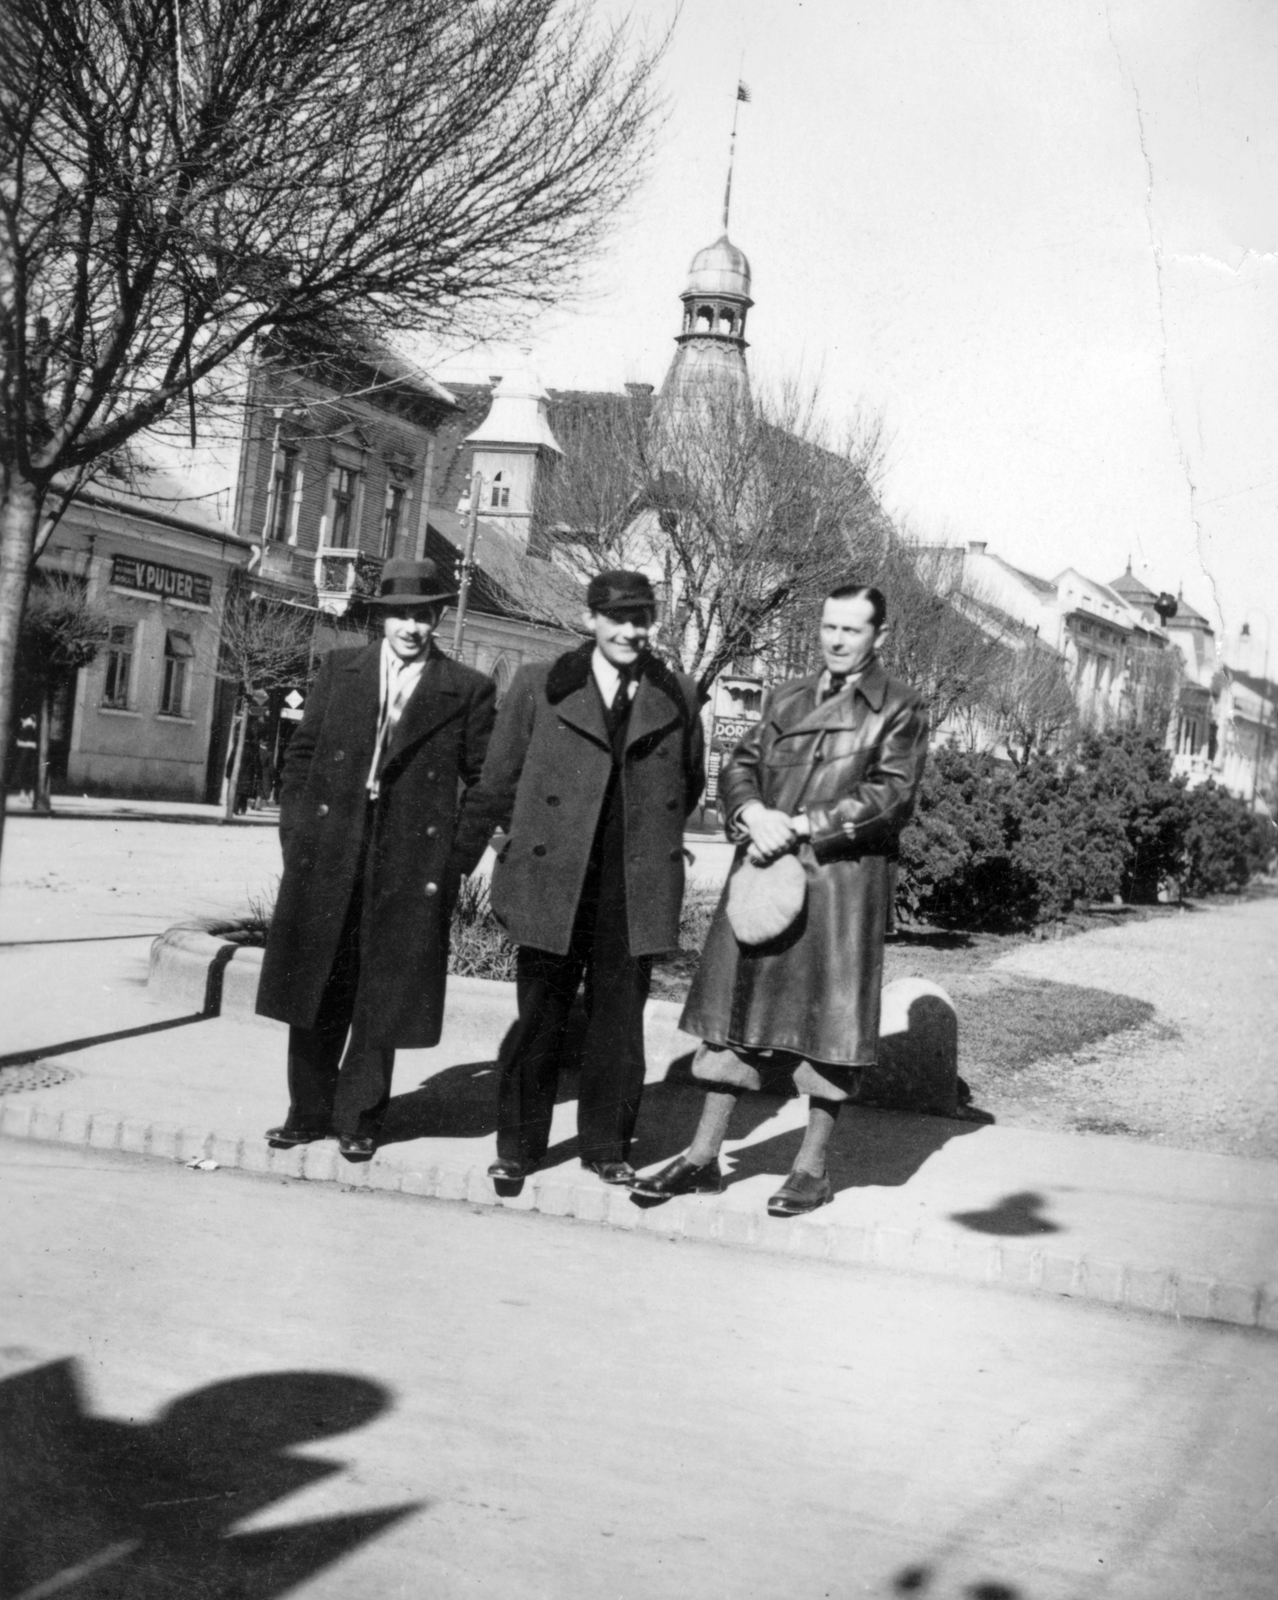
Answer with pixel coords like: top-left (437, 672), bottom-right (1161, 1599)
top-left (766, 1178), bottom-right (833, 1218)
top-left (266, 1127), bottom-right (330, 1149)
top-left (337, 1139), bottom-right (377, 1163)
top-left (630, 1161), bottom-right (724, 1201)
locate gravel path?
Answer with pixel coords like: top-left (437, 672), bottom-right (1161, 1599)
top-left (980, 895), bottom-right (1278, 1160)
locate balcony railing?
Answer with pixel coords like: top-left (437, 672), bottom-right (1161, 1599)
top-left (313, 547), bottom-right (383, 614)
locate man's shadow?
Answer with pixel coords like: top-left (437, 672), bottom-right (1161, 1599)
top-left (629, 1052), bottom-right (985, 1198)
top-left (1, 1358), bottom-right (420, 1599)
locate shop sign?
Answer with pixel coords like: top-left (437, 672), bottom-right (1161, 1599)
top-left (713, 715), bottom-right (758, 747)
top-left (110, 555), bottom-right (211, 607)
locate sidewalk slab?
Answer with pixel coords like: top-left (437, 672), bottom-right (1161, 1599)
top-left (2, 938), bottom-right (1276, 1330)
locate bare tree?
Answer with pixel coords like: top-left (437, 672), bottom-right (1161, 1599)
top-left (14, 569), bottom-right (112, 810)
top-left (1120, 638), bottom-right (1183, 741)
top-left (0, 0), bottom-right (664, 865)
top-left (987, 641), bottom-right (1079, 768)
top-left (211, 582), bottom-right (316, 821)
top-left (542, 381), bottom-right (890, 700)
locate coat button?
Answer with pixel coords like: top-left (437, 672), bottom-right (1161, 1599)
top-left (426, 770), bottom-right (436, 780)
top-left (333, 750), bottom-right (345, 762)
top-left (533, 844), bottom-right (547, 857)
top-left (669, 848), bottom-right (682, 861)
top-left (317, 804), bottom-right (329, 817)
top-left (666, 798), bottom-right (678, 810)
top-left (424, 882), bottom-right (438, 896)
top-left (426, 825), bottom-right (438, 838)
top-left (546, 795), bottom-right (560, 806)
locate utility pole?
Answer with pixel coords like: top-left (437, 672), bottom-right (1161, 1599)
top-left (451, 472), bottom-right (482, 659)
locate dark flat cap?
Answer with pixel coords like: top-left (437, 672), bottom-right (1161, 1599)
top-left (586, 569), bottom-right (658, 614)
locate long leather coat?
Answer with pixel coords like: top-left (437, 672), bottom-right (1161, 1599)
top-left (680, 659), bottom-right (928, 1066)
top-left (454, 644), bottom-right (705, 957)
top-left (256, 642), bottom-right (496, 1048)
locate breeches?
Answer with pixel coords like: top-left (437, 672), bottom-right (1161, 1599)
top-left (691, 1041), bottom-right (863, 1102)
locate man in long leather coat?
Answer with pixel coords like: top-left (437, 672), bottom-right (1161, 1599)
top-left (633, 583), bottom-right (929, 1216)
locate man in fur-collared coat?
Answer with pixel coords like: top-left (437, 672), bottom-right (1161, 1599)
top-left (632, 583), bottom-right (929, 1217)
top-left (453, 570), bottom-right (704, 1192)
top-left (256, 558), bottom-right (496, 1162)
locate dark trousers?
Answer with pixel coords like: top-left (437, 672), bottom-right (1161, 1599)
top-left (284, 814), bottom-right (394, 1139)
top-left (496, 857), bottom-right (651, 1167)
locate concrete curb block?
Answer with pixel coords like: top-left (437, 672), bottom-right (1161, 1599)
top-left (4, 1096), bottom-right (1273, 1334)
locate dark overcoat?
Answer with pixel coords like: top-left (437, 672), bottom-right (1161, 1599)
top-left (454, 644), bottom-right (705, 957)
top-left (256, 642), bottom-right (496, 1048)
top-left (680, 660), bottom-right (928, 1066)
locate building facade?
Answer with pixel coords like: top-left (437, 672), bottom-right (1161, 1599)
top-left (31, 472), bottom-right (251, 801)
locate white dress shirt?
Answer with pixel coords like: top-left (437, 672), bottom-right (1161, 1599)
top-left (366, 641), bottom-right (428, 798)
top-left (591, 648), bottom-right (638, 709)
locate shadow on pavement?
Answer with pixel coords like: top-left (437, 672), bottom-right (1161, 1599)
top-left (0, 1012), bottom-right (211, 1070)
top-left (893, 1566), bottom-right (1027, 1598)
top-left (0, 1358), bottom-right (419, 1599)
top-left (949, 1190), bottom-right (1062, 1236)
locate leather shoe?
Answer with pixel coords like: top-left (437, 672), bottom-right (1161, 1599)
top-left (337, 1133), bottom-right (377, 1162)
top-left (766, 1168), bottom-right (832, 1217)
top-left (266, 1123), bottom-right (330, 1148)
top-left (488, 1157), bottom-right (528, 1196)
top-left (630, 1154), bottom-right (724, 1199)
top-left (581, 1159), bottom-right (637, 1186)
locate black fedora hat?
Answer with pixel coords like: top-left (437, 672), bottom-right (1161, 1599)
top-left (586, 569), bottom-right (658, 615)
top-left (363, 557), bottom-right (457, 607)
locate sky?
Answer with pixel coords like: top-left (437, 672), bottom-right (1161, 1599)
top-left (425, 0), bottom-right (1278, 662)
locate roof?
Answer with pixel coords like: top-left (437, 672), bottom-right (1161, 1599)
top-left (685, 233), bottom-right (752, 300)
top-left (69, 461), bottom-right (249, 546)
top-left (425, 506), bottom-right (584, 634)
top-left (1108, 567), bottom-right (1159, 605)
top-left (989, 554), bottom-right (1057, 597)
top-left (465, 370), bottom-right (561, 453)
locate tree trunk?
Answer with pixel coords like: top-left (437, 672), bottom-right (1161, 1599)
top-left (223, 699), bottom-right (248, 823)
top-left (0, 474), bottom-right (42, 872)
top-left (33, 679), bottom-right (54, 814)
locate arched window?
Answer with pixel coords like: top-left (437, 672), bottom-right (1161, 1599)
top-left (718, 309), bottom-right (735, 335)
top-left (490, 471), bottom-right (511, 510)
top-left (695, 305), bottom-right (713, 332)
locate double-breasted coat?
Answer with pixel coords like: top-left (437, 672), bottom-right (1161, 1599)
top-left (454, 644), bottom-right (705, 956)
top-left (256, 642), bottom-right (496, 1049)
top-left (680, 659), bottom-right (929, 1066)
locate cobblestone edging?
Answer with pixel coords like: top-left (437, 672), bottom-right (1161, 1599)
top-left (2, 1097), bottom-right (1273, 1335)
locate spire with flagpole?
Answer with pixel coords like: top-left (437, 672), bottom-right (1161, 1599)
top-left (722, 78), bottom-right (750, 232)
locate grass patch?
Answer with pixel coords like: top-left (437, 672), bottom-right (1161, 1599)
top-left (948, 974), bottom-right (1155, 1075)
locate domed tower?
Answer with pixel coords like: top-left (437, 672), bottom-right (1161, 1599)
top-left (657, 233), bottom-right (753, 409)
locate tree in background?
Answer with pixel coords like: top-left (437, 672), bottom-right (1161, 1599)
top-left (15, 572), bottom-right (113, 812)
top-left (0, 0), bottom-right (664, 866)
top-left (211, 583), bottom-right (316, 822)
top-left (542, 382), bottom-right (889, 700)
top-left (985, 641), bottom-right (1079, 768)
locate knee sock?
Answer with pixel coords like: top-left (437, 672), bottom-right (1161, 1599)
top-left (794, 1096), bottom-right (842, 1177)
top-left (687, 1088), bottom-right (741, 1165)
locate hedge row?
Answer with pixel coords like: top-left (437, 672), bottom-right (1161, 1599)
top-left (898, 731), bottom-right (1275, 930)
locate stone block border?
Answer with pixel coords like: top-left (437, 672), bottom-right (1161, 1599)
top-left (3, 1096), bottom-right (1273, 1335)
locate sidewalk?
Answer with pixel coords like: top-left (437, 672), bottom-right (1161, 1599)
top-left (2, 932), bottom-right (1276, 1331)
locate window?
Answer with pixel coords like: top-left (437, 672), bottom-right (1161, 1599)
top-left (490, 471), bottom-right (511, 510)
top-left (101, 625), bottom-right (134, 709)
top-left (159, 631), bottom-right (194, 717)
top-left (381, 483), bottom-right (406, 557)
top-left (329, 466), bottom-right (359, 547)
top-left (268, 449), bottom-right (298, 542)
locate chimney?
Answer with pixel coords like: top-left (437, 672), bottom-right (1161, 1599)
top-left (625, 382), bottom-right (654, 398)
top-left (968, 540), bottom-right (988, 556)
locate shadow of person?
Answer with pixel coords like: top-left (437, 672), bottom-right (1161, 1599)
top-left (1, 1358), bottom-right (420, 1599)
top-left (379, 1006), bottom-right (592, 1148)
top-left (722, 1104), bottom-right (984, 1196)
top-left (949, 1190), bottom-right (1062, 1236)
top-left (619, 1050), bottom-right (797, 1182)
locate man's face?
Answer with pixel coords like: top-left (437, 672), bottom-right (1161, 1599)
top-left (382, 604), bottom-right (440, 662)
top-left (819, 594), bottom-right (881, 676)
top-left (585, 606), bottom-right (655, 668)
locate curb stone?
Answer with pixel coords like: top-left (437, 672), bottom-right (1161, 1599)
top-left (3, 1098), bottom-right (1273, 1334)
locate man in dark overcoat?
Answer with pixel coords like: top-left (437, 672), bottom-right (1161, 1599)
top-left (454, 570), bottom-right (705, 1191)
top-left (256, 558), bottom-right (496, 1162)
top-left (633, 583), bottom-right (929, 1215)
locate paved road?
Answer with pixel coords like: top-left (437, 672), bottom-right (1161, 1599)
top-left (3, 1140), bottom-right (1276, 1600)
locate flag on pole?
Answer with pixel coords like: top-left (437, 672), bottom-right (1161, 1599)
top-left (737, 81), bottom-right (751, 102)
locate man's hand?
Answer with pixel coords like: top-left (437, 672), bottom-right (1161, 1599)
top-left (740, 802), bottom-right (797, 863)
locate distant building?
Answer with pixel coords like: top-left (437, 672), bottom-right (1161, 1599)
top-left (25, 470), bottom-right (251, 801)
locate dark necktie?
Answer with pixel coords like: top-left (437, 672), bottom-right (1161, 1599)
top-left (607, 664), bottom-right (635, 753)
top-left (821, 672), bottom-right (848, 703)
